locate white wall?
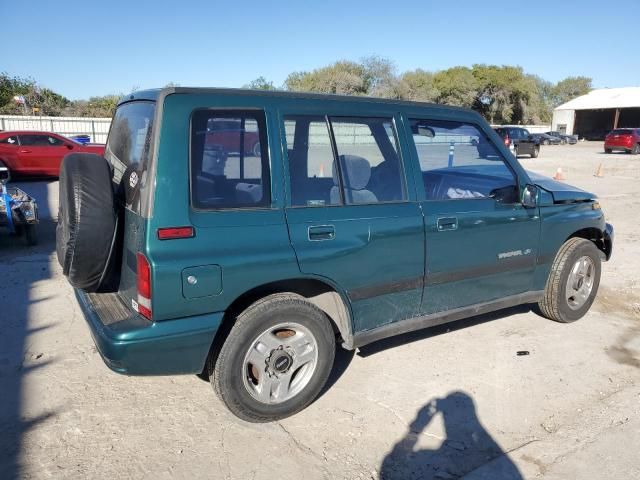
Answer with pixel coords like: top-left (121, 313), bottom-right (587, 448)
top-left (551, 110), bottom-right (575, 135)
top-left (0, 115), bottom-right (111, 143)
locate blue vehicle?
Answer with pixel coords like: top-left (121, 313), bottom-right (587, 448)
top-left (0, 167), bottom-right (38, 245)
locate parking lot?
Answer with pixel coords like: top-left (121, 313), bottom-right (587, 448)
top-left (0, 142), bottom-right (638, 479)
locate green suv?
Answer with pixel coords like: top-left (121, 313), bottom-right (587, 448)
top-left (56, 88), bottom-right (613, 422)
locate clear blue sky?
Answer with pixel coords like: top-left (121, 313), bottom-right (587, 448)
top-left (2, 0), bottom-right (639, 100)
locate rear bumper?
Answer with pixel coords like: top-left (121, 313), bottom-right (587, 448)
top-left (75, 289), bottom-right (223, 375)
top-left (604, 142), bottom-right (632, 151)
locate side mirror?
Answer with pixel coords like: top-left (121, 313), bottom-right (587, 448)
top-left (522, 184), bottom-right (537, 208)
top-left (0, 166), bottom-right (10, 184)
top-left (411, 121), bottom-right (435, 138)
top-left (66, 143), bottom-right (74, 150)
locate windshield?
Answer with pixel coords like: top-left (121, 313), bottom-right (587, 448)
top-left (105, 101), bottom-right (155, 212)
top-left (610, 129), bottom-right (632, 135)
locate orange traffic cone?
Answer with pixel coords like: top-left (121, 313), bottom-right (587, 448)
top-left (318, 163), bottom-right (325, 178)
top-left (594, 163), bottom-right (604, 178)
top-left (553, 167), bottom-right (566, 181)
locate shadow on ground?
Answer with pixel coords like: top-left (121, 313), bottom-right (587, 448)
top-left (380, 391), bottom-right (523, 480)
top-left (358, 304), bottom-right (533, 357)
top-left (0, 179), bottom-right (57, 479)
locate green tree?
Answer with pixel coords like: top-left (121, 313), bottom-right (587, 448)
top-left (0, 73), bottom-right (69, 115)
top-left (396, 69), bottom-right (439, 102)
top-left (551, 76), bottom-right (592, 107)
top-left (244, 76), bottom-right (277, 90)
top-left (433, 67), bottom-right (477, 107)
top-left (284, 61), bottom-right (368, 95)
top-left (471, 65), bottom-right (537, 124)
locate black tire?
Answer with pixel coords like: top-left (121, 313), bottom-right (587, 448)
top-left (530, 146), bottom-right (540, 158)
top-left (56, 153), bottom-right (116, 291)
top-left (632, 144), bottom-right (640, 155)
top-left (211, 293), bottom-right (336, 422)
top-left (24, 224), bottom-right (38, 246)
top-left (604, 148), bottom-right (612, 154)
top-left (538, 238), bottom-right (601, 323)
top-left (543, 139), bottom-right (549, 145)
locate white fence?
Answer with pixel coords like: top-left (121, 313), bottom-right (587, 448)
top-left (0, 115), bottom-right (112, 143)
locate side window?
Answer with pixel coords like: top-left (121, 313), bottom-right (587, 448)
top-left (46, 135), bottom-right (65, 146)
top-left (409, 119), bottom-right (518, 202)
top-left (191, 110), bottom-right (270, 209)
top-left (0, 136), bottom-right (18, 145)
top-left (330, 117), bottom-right (406, 204)
top-left (284, 116), bottom-right (338, 207)
top-left (284, 116), bottom-right (407, 206)
top-left (19, 135), bottom-right (49, 146)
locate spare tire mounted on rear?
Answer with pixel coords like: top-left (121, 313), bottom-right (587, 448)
top-left (56, 153), bottom-right (117, 292)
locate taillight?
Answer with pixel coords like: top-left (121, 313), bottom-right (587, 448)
top-left (136, 252), bottom-right (152, 319)
top-left (504, 135), bottom-right (510, 146)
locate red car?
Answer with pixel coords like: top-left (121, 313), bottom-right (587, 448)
top-left (604, 128), bottom-right (640, 154)
top-left (0, 131), bottom-right (105, 177)
top-left (205, 119), bottom-right (261, 157)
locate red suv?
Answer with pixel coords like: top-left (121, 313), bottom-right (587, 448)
top-left (0, 131), bottom-right (105, 177)
top-left (604, 128), bottom-right (640, 154)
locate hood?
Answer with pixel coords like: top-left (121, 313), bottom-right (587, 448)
top-left (526, 170), bottom-right (596, 203)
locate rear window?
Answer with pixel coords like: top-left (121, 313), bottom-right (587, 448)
top-left (106, 101), bottom-right (155, 212)
top-left (610, 129), bottom-right (633, 135)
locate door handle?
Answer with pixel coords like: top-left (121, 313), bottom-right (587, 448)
top-left (308, 225), bottom-right (335, 241)
top-left (437, 217), bottom-right (458, 231)
top-left (19, 149), bottom-right (31, 153)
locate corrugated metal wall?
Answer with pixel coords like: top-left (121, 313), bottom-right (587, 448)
top-left (0, 115), bottom-right (111, 143)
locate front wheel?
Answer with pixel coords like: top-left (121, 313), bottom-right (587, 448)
top-left (631, 144), bottom-right (640, 155)
top-left (211, 293), bottom-right (336, 422)
top-left (538, 238), bottom-right (601, 323)
top-left (604, 148), bottom-right (612, 154)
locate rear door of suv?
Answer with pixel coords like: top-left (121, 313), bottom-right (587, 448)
top-left (281, 107), bottom-right (425, 333)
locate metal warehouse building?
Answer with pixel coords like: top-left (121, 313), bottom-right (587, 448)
top-left (552, 87), bottom-right (640, 140)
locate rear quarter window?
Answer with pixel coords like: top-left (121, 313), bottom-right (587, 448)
top-left (190, 110), bottom-right (271, 209)
top-left (106, 101), bottom-right (155, 213)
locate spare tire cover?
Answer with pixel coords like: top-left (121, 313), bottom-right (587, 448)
top-left (56, 153), bottom-right (116, 291)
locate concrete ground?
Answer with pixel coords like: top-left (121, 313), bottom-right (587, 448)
top-left (0, 142), bottom-right (638, 479)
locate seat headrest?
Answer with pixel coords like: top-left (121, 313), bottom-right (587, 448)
top-left (332, 155), bottom-right (371, 191)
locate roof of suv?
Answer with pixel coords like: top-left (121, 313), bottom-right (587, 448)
top-left (119, 87), bottom-right (476, 115)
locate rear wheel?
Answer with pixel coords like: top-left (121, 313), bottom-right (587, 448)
top-left (631, 144), bottom-right (640, 155)
top-left (538, 238), bottom-right (601, 323)
top-left (211, 293), bottom-right (336, 422)
top-left (604, 148), bottom-right (612, 153)
top-left (530, 146), bottom-right (540, 158)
